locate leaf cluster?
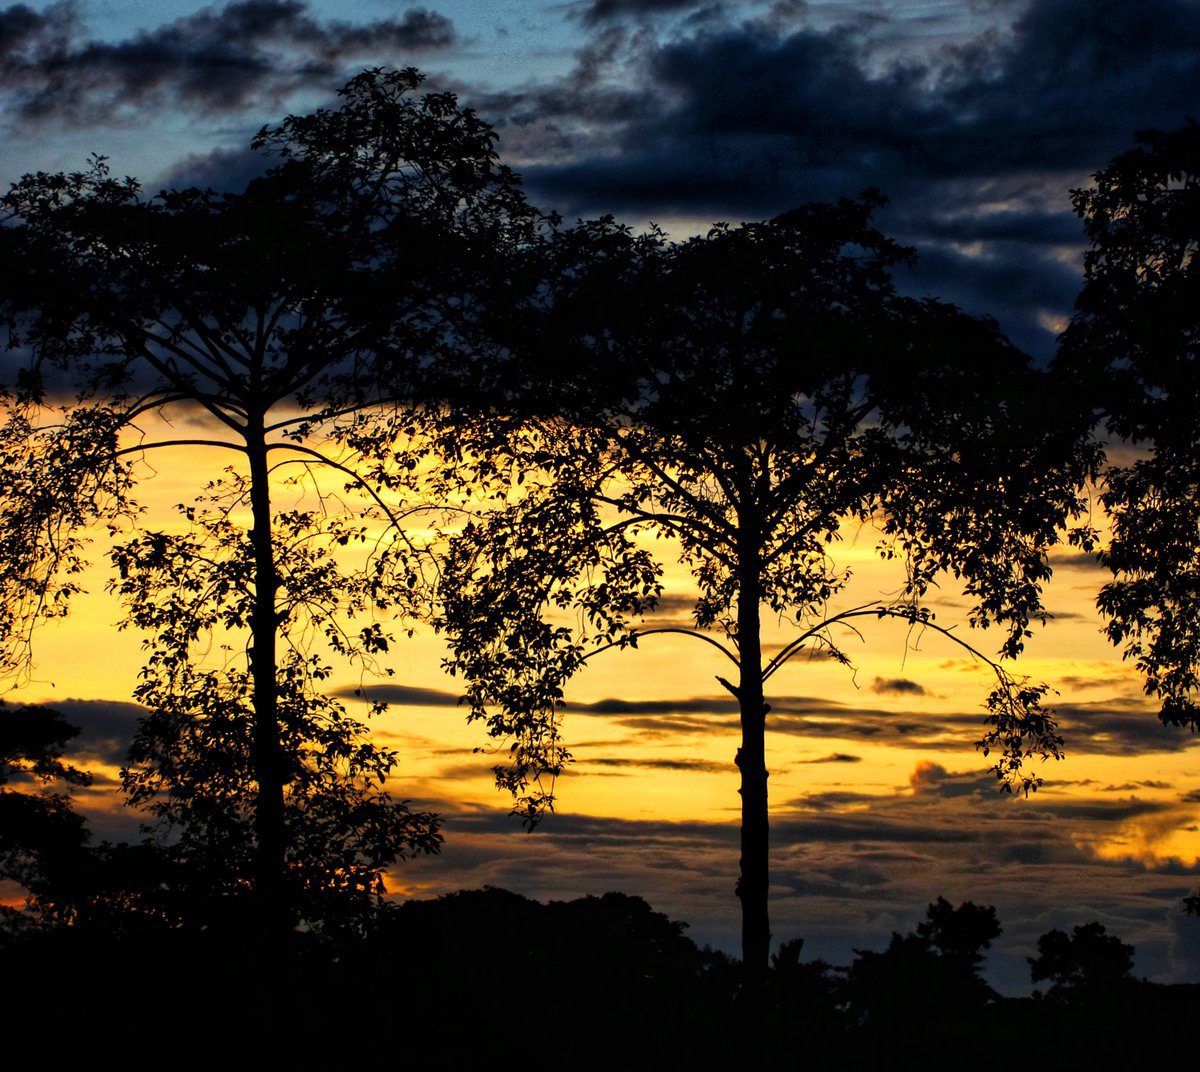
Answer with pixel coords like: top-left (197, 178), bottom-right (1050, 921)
top-left (112, 487), bottom-right (441, 932)
top-left (1028, 921), bottom-right (1135, 1002)
top-left (1059, 121), bottom-right (1200, 726)
top-left (438, 195), bottom-right (1086, 814)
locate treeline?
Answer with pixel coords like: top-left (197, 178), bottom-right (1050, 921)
top-left (2, 883), bottom-right (1186, 1067)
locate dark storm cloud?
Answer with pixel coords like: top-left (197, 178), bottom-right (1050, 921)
top-left (44, 697), bottom-right (144, 766)
top-left (612, 712), bottom-right (740, 736)
top-left (0, 1), bottom-right (454, 125)
top-left (908, 760), bottom-right (996, 798)
top-left (578, 695), bottom-right (737, 715)
top-left (1029, 796), bottom-right (1168, 823)
top-left (584, 755), bottom-right (730, 772)
top-left (370, 676), bottom-right (1188, 763)
top-left (492, 0), bottom-right (1200, 355)
top-left (160, 145), bottom-right (270, 192)
top-left (892, 240), bottom-right (1083, 355)
top-left (766, 695), bottom-right (971, 745)
top-left (442, 802), bottom-right (743, 847)
top-left (1055, 698), bottom-right (1199, 756)
top-left (1049, 548), bottom-right (1106, 571)
top-left (583, 686), bottom-right (1194, 763)
top-left (641, 592), bottom-right (706, 616)
top-left (401, 753), bottom-right (1200, 990)
top-left (781, 788), bottom-right (880, 810)
top-left (1055, 670), bottom-right (1137, 693)
top-left (1102, 781), bottom-right (1174, 792)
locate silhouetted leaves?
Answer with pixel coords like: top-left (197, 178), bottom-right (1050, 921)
top-left (1059, 121), bottom-right (1200, 728)
top-left (845, 897), bottom-right (1000, 1030)
top-left (439, 195), bottom-right (1090, 977)
top-left (1029, 920), bottom-right (1136, 1001)
top-left (0, 68), bottom-right (535, 920)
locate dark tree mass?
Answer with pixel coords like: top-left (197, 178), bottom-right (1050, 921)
top-left (438, 195), bottom-right (1090, 986)
top-left (0, 68), bottom-right (534, 933)
top-left (1058, 121), bottom-right (1200, 725)
top-left (1, 62), bottom-right (1198, 1042)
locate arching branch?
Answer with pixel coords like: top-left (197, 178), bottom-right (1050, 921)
top-left (580, 625), bottom-right (740, 669)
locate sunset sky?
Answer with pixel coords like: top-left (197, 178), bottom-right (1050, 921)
top-left (4, 0), bottom-right (1200, 993)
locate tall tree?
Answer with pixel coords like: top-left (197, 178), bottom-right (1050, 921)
top-left (1057, 121), bottom-right (1200, 726)
top-left (439, 198), bottom-right (1088, 989)
top-left (113, 487), bottom-right (442, 935)
top-left (0, 68), bottom-right (533, 928)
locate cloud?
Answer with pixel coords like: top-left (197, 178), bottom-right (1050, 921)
top-left (332, 683), bottom-right (462, 707)
top-left (1055, 698), bottom-right (1200, 756)
top-left (42, 697), bottom-right (145, 767)
top-left (612, 712), bottom-right (740, 738)
top-left (575, 0), bottom-right (710, 24)
top-left (578, 695), bottom-right (737, 715)
top-left (583, 756), bottom-right (730, 773)
top-left (1102, 781), bottom-right (1174, 792)
top-left (1048, 548), bottom-right (1106, 571)
top-left (0, 1), bottom-right (455, 126)
top-left (159, 145), bottom-right (271, 192)
top-left (909, 759), bottom-right (995, 798)
top-left (486, 0), bottom-right (1200, 355)
top-left (570, 685), bottom-right (1190, 764)
top-left (797, 752), bottom-right (861, 764)
top-left (871, 676), bottom-right (927, 696)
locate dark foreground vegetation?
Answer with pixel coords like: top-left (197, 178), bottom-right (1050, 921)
top-left (2, 885), bottom-right (1190, 1069)
top-left (3, 66), bottom-right (1200, 1068)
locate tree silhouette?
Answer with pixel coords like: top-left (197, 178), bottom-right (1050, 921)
top-left (439, 198), bottom-right (1089, 987)
top-left (115, 494), bottom-right (442, 935)
top-left (0, 68), bottom-right (532, 929)
top-left (1057, 121), bottom-right (1200, 727)
top-left (845, 897), bottom-right (1001, 1028)
top-left (0, 702), bottom-right (91, 926)
top-left (1029, 921), bottom-right (1135, 1001)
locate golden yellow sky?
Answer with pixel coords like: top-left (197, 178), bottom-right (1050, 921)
top-left (13, 427), bottom-right (1200, 993)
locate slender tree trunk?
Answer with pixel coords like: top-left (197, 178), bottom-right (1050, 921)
top-left (735, 551), bottom-right (771, 995)
top-left (246, 416), bottom-right (288, 932)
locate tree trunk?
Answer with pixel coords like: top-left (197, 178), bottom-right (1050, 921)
top-left (735, 556), bottom-right (771, 995)
top-left (246, 417), bottom-right (288, 932)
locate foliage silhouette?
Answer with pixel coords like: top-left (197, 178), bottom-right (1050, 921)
top-left (844, 897), bottom-right (1001, 1029)
top-left (0, 702), bottom-right (91, 926)
top-left (114, 490), bottom-right (442, 935)
top-left (1, 884), bottom-right (1183, 1069)
top-left (438, 196), bottom-right (1090, 984)
top-left (0, 67), bottom-right (532, 926)
top-left (340, 886), bottom-right (741, 1067)
top-left (1058, 121), bottom-right (1200, 727)
top-left (1028, 920), bottom-right (1136, 1001)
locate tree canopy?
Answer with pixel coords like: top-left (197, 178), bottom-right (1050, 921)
top-left (0, 67), bottom-right (534, 929)
top-left (1028, 921), bottom-right (1136, 1001)
top-left (1057, 120), bottom-right (1200, 728)
top-left (438, 196), bottom-right (1090, 981)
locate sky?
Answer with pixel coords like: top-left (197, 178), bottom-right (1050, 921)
top-left (4, 0), bottom-right (1200, 994)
